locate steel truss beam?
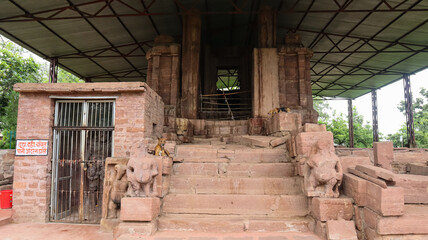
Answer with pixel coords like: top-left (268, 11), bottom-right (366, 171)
top-left (313, 0), bottom-right (425, 96)
top-left (3, 0), bottom-right (428, 23)
top-left (403, 75), bottom-right (417, 148)
top-left (7, 0), bottom-right (122, 82)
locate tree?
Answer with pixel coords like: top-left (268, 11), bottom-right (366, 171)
top-left (0, 36), bottom-right (83, 148)
top-left (386, 88), bottom-right (428, 148)
top-left (314, 98), bottom-right (374, 148)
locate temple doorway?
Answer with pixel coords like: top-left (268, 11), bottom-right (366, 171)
top-left (50, 100), bottom-right (114, 223)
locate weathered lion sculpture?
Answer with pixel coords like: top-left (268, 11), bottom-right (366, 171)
top-left (305, 138), bottom-right (343, 198)
top-left (126, 145), bottom-right (159, 197)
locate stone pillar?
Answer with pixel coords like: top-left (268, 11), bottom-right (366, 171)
top-left (181, 9), bottom-right (201, 119)
top-left (258, 5), bottom-right (276, 48)
top-left (146, 35), bottom-right (181, 134)
top-left (252, 48), bottom-right (280, 117)
top-left (146, 35), bottom-right (180, 107)
top-left (278, 33), bottom-right (318, 124)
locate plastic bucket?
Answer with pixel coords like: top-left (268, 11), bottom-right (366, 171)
top-left (0, 190), bottom-right (13, 209)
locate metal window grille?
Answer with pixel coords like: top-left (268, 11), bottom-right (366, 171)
top-left (50, 100), bottom-right (114, 224)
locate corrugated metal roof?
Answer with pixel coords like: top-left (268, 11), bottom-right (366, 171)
top-left (1, 0), bottom-right (427, 99)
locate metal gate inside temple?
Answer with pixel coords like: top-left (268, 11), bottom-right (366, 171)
top-left (50, 100), bottom-right (114, 223)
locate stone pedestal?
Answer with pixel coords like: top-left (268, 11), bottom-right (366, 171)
top-left (115, 197), bottom-right (161, 238)
top-left (120, 197), bottom-right (160, 222)
top-left (311, 197), bottom-right (354, 222)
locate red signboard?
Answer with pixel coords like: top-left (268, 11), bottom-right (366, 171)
top-left (15, 140), bottom-right (48, 156)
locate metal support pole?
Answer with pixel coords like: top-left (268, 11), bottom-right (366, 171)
top-left (348, 99), bottom-right (354, 148)
top-left (371, 90), bottom-right (379, 142)
top-left (403, 75), bottom-right (417, 148)
top-left (49, 58), bottom-right (58, 83)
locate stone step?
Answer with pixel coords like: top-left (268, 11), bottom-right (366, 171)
top-left (169, 176), bottom-right (303, 195)
top-left (162, 194), bottom-right (308, 217)
top-left (158, 214), bottom-right (314, 233)
top-left (0, 209), bottom-right (12, 226)
top-left (175, 145), bottom-right (288, 163)
top-left (118, 230), bottom-right (322, 240)
top-left (172, 162), bottom-right (295, 177)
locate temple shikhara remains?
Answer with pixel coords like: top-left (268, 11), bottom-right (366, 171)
top-left (0, 0), bottom-right (427, 239)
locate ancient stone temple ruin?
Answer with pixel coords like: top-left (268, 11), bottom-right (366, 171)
top-left (2, 1), bottom-right (428, 240)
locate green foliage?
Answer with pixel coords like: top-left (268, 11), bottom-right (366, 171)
top-left (0, 41), bottom-right (41, 148)
top-left (314, 98), bottom-right (374, 148)
top-left (0, 37), bottom-right (83, 148)
top-left (0, 130), bottom-right (16, 149)
top-left (386, 88), bottom-right (428, 148)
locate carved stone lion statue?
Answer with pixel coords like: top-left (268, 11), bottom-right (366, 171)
top-left (126, 145), bottom-right (159, 197)
top-left (305, 138), bottom-right (343, 198)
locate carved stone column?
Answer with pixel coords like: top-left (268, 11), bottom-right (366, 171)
top-left (146, 35), bottom-right (180, 107)
top-left (278, 33), bottom-right (318, 124)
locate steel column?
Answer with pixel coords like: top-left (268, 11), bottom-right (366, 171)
top-left (371, 90), bottom-right (379, 142)
top-left (348, 99), bottom-right (354, 148)
top-left (49, 58), bottom-right (58, 83)
top-left (403, 75), bottom-right (417, 148)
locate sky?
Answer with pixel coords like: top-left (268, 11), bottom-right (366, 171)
top-left (326, 69), bottom-right (427, 136)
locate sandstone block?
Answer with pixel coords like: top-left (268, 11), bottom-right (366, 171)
top-left (395, 174), bottom-right (428, 204)
top-left (296, 132), bottom-right (334, 156)
top-left (315, 220), bottom-right (327, 240)
top-left (354, 206), bottom-right (363, 231)
top-left (277, 112), bottom-right (302, 133)
top-left (326, 219), bottom-right (358, 240)
top-left (162, 157), bottom-right (173, 175)
top-left (365, 181), bottom-right (404, 216)
top-left (362, 207), bottom-right (378, 230)
top-left (311, 197), bottom-right (353, 221)
top-left (270, 137), bottom-right (287, 147)
top-left (120, 197), bottom-right (160, 222)
top-left (304, 123), bottom-right (326, 132)
top-left (343, 174), bottom-right (367, 206)
top-left (373, 142), bottom-right (393, 171)
top-left (355, 164), bottom-right (395, 182)
top-left (407, 163), bottom-right (428, 176)
top-left (339, 156), bottom-right (371, 173)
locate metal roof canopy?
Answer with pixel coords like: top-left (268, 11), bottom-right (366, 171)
top-left (0, 0), bottom-right (427, 100)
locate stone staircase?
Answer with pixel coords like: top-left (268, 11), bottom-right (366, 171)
top-left (157, 139), bottom-right (314, 233)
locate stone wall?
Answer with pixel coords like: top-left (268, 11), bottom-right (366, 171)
top-left (0, 149), bottom-right (15, 190)
top-left (12, 82), bottom-right (164, 223)
top-left (336, 147), bottom-right (428, 174)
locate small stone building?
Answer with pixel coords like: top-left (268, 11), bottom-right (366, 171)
top-left (12, 82), bottom-right (163, 222)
